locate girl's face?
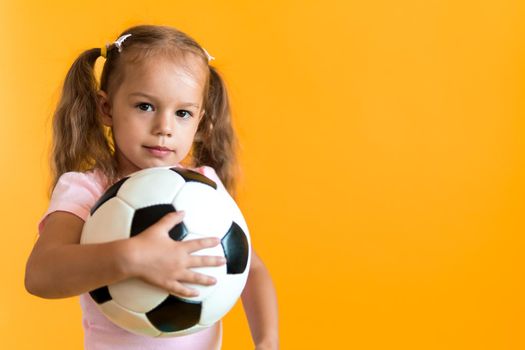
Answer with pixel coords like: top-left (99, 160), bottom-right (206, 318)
top-left (97, 55), bottom-right (208, 177)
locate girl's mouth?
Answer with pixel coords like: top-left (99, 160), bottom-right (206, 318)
top-left (144, 146), bottom-right (173, 157)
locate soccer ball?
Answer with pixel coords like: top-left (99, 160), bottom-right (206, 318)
top-left (80, 166), bottom-right (251, 337)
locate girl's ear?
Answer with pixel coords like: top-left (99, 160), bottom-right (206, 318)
top-left (96, 90), bottom-right (113, 126)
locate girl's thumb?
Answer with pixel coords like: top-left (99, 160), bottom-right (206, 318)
top-left (159, 211), bottom-right (185, 226)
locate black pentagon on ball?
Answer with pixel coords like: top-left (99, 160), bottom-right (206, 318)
top-left (222, 222), bottom-right (249, 274)
top-left (170, 167), bottom-right (217, 189)
top-left (89, 286), bottom-right (112, 304)
top-left (131, 204), bottom-right (188, 241)
top-left (90, 176), bottom-right (130, 215)
top-left (146, 294), bottom-right (202, 332)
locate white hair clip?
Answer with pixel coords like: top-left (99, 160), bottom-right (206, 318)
top-left (202, 48), bottom-right (215, 62)
top-left (114, 33), bottom-right (132, 52)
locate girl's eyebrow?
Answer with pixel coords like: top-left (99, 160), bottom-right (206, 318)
top-left (128, 92), bottom-right (200, 109)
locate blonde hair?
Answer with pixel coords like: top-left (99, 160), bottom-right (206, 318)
top-left (50, 24), bottom-right (238, 197)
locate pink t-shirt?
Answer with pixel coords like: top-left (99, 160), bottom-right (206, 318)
top-left (38, 165), bottom-right (226, 350)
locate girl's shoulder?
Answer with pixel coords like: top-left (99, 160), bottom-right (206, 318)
top-left (55, 169), bottom-right (109, 193)
top-left (39, 170), bottom-right (109, 233)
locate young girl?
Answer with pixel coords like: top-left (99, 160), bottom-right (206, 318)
top-left (25, 24), bottom-right (279, 350)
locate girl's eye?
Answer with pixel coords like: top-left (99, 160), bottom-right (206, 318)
top-left (176, 110), bottom-right (193, 119)
top-left (135, 103), bottom-right (192, 119)
top-left (136, 103), bottom-right (153, 112)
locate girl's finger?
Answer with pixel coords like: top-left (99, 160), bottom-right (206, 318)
top-left (187, 255), bottom-right (226, 268)
top-left (178, 270), bottom-right (217, 286)
top-left (183, 237), bottom-right (221, 253)
top-left (168, 280), bottom-right (199, 297)
top-left (155, 211), bottom-right (185, 229)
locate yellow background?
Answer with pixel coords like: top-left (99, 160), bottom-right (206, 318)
top-left (2, 0), bottom-right (524, 349)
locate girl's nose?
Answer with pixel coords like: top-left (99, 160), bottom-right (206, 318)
top-left (153, 112), bottom-right (174, 137)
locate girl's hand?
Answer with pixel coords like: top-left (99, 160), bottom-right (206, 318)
top-left (126, 211), bottom-right (226, 297)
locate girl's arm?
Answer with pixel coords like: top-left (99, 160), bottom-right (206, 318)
top-left (25, 211), bottom-right (225, 299)
top-left (241, 250), bottom-right (279, 349)
top-left (25, 211), bottom-right (137, 298)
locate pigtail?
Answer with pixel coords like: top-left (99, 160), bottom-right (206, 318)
top-left (193, 66), bottom-right (239, 195)
top-left (49, 48), bottom-right (116, 196)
